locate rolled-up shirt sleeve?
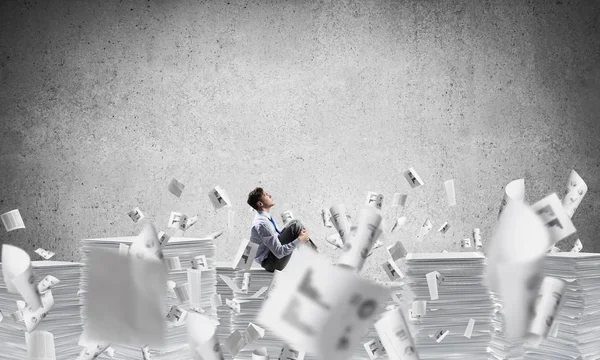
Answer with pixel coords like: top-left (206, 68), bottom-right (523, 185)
top-left (257, 224), bottom-right (300, 259)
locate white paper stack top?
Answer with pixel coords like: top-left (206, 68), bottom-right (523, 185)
top-left (404, 252), bottom-right (494, 359)
top-left (80, 236), bottom-right (217, 360)
top-left (216, 262), bottom-right (237, 343)
top-left (521, 252), bottom-right (600, 360)
top-left (0, 261), bottom-right (82, 360)
top-left (228, 266), bottom-right (281, 360)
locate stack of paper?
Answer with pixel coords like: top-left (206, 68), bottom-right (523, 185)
top-left (404, 252), bottom-right (494, 359)
top-left (488, 291), bottom-right (526, 360)
top-left (215, 262), bottom-right (237, 344)
top-left (522, 252), bottom-right (600, 360)
top-left (0, 261), bottom-right (82, 360)
top-left (79, 236), bottom-right (217, 359)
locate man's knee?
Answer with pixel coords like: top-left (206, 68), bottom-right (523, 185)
top-left (289, 219), bottom-right (303, 230)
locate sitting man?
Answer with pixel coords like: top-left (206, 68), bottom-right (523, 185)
top-left (247, 187), bottom-right (310, 272)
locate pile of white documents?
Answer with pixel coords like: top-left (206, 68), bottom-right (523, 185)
top-left (0, 261), bottom-right (82, 360)
top-left (79, 235), bottom-right (217, 359)
top-left (215, 262), bottom-right (237, 343)
top-left (523, 252), bottom-right (600, 360)
top-left (404, 252), bottom-right (494, 359)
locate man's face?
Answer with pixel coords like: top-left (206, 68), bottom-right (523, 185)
top-left (258, 191), bottom-right (275, 210)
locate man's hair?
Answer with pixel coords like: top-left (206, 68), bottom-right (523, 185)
top-left (247, 187), bottom-right (264, 211)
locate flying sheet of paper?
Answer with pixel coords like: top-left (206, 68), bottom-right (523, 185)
top-left (382, 260), bottom-right (404, 281)
top-left (531, 193), bottom-right (576, 247)
top-left (363, 338), bottom-right (386, 360)
top-left (404, 167), bottom-right (425, 188)
top-left (2, 244), bottom-right (42, 310)
top-left (527, 276), bottom-right (566, 347)
top-left (166, 305), bottom-right (187, 326)
top-left (390, 217), bottom-right (407, 233)
top-left (485, 200), bottom-right (549, 339)
top-left (245, 322), bottom-right (266, 344)
top-left (411, 301), bottom-right (426, 318)
top-left (37, 275), bottom-right (60, 293)
top-left (549, 246), bottom-right (561, 253)
top-left (208, 185), bottom-right (231, 210)
top-left (188, 269), bottom-right (203, 309)
top-left (219, 275), bottom-right (241, 293)
top-left (387, 241), bottom-right (407, 261)
top-left (188, 312), bottom-right (225, 360)
top-left (325, 233), bottom-right (344, 249)
top-left (1, 209), bottom-right (25, 231)
top-left (277, 344), bottom-right (305, 360)
top-left (374, 308), bottom-right (419, 360)
top-left (35, 248), bottom-right (55, 260)
top-left (473, 228), bottom-right (482, 249)
top-left (224, 330), bottom-right (246, 356)
top-left (241, 272), bottom-right (251, 294)
top-left (562, 170), bottom-right (588, 219)
top-left (26, 331), bottom-right (56, 360)
top-left (391, 193), bottom-right (408, 207)
top-left (228, 209), bottom-right (236, 231)
top-left (127, 207), bottom-right (145, 223)
top-left (191, 255), bottom-right (208, 270)
top-left (434, 329), bottom-right (449, 343)
top-left (251, 286), bottom-right (269, 298)
top-left (174, 283), bottom-right (190, 304)
top-left (210, 293), bottom-right (222, 310)
top-left (129, 223), bottom-right (164, 261)
top-left (22, 290), bottom-right (54, 332)
top-left (437, 222), bottom-right (450, 234)
top-left (464, 318), bottom-right (475, 338)
top-left (570, 239), bottom-right (583, 252)
top-left (168, 178), bottom-right (185, 198)
top-left (83, 246), bottom-right (167, 347)
top-left (498, 179), bottom-right (525, 217)
top-left (165, 257), bottom-right (182, 271)
top-left (321, 208), bottom-right (333, 227)
top-left (337, 206), bottom-right (383, 271)
top-left (226, 298), bottom-right (242, 314)
top-left (461, 238), bottom-right (472, 248)
top-left (141, 346), bottom-right (151, 360)
top-left (426, 271), bottom-right (441, 301)
top-left (444, 179), bottom-right (456, 206)
top-left (232, 239), bottom-right (259, 270)
top-left (365, 192), bottom-right (384, 210)
top-left (157, 231), bottom-right (171, 249)
top-left (329, 204), bottom-right (353, 245)
top-left (168, 212), bottom-right (188, 231)
top-left (417, 219), bottom-right (433, 241)
top-left (258, 247), bottom-right (390, 360)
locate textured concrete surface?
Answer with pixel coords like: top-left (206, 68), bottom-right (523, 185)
top-left (1, 0), bottom-right (599, 280)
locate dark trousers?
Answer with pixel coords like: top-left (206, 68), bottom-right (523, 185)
top-left (261, 219), bottom-right (310, 273)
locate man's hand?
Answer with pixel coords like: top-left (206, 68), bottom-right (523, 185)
top-left (298, 228), bottom-right (310, 242)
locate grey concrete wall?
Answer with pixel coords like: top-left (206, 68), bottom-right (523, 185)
top-left (1, 0), bottom-right (599, 279)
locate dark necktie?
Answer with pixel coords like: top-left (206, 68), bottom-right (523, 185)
top-left (268, 216), bottom-right (281, 234)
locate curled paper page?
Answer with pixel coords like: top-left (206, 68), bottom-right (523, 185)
top-left (23, 290), bottom-right (55, 333)
top-left (382, 260), bottom-right (404, 281)
top-left (321, 208), bottom-right (333, 227)
top-left (129, 223), bottom-right (164, 261)
top-left (464, 318), bottom-right (475, 338)
top-left (531, 193), bottom-right (576, 247)
top-left (365, 192), bottom-right (384, 210)
top-left (498, 179), bottom-right (525, 217)
top-left (191, 255), bottom-right (208, 270)
top-left (473, 228), bottom-right (482, 249)
top-left (280, 211), bottom-right (294, 227)
top-left (188, 269), bottom-right (203, 308)
top-left (391, 217), bottom-right (407, 233)
top-left (444, 179), bottom-right (456, 206)
top-left (188, 312), bottom-right (225, 360)
top-left (570, 239), bottom-right (583, 253)
top-left (164, 257), bottom-right (182, 271)
top-left (241, 272), bottom-right (251, 294)
top-left (26, 330), bottom-right (56, 360)
top-left (485, 200), bottom-right (549, 339)
top-left (35, 248), bottom-right (55, 260)
top-left (325, 233), bottom-right (344, 249)
top-left (562, 170), bottom-right (587, 219)
top-left (278, 344), bottom-right (305, 360)
top-left (257, 246), bottom-right (390, 360)
top-left (168, 178), bottom-right (185, 198)
top-left (437, 222), bottom-right (450, 234)
top-left (363, 338), bottom-right (386, 360)
top-left (337, 206), bottom-right (383, 271)
top-left (526, 276), bottom-right (566, 347)
top-left (127, 207), bottom-right (145, 223)
top-left (329, 204), bottom-right (353, 245)
top-left (1, 209), bottom-right (25, 231)
top-left (174, 283), bottom-right (190, 304)
top-left (253, 347), bottom-right (269, 360)
top-left (434, 329), bottom-right (449, 343)
top-left (404, 167), bottom-right (425, 188)
top-left (417, 219), bottom-right (433, 241)
top-left (374, 307), bottom-right (419, 360)
top-left (37, 275), bottom-right (60, 293)
top-left (387, 241), bottom-right (407, 261)
top-left (391, 193), bottom-right (408, 207)
top-left (208, 185), bottom-right (231, 210)
top-left (2, 244), bottom-right (42, 310)
top-left (232, 239), bottom-right (259, 270)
